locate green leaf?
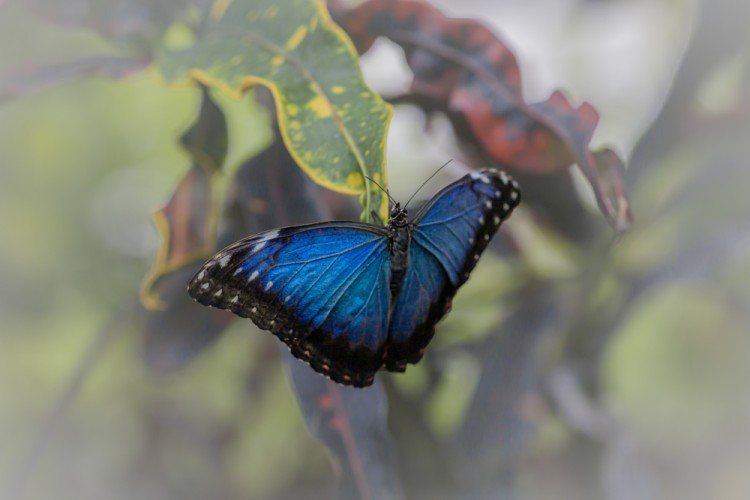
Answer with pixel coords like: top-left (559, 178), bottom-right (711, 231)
top-left (157, 0), bottom-right (392, 220)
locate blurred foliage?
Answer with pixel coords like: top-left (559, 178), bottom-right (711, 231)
top-left (1, 0), bottom-right (750, 499)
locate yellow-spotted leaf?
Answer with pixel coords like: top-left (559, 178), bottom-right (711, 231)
top-left (157, 0), bottom-right (392, 220)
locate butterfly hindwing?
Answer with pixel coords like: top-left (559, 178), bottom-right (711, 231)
top-left (385, 170), bottom-right (521, 370)
top-left (188, 222), bottom-right (391, 387)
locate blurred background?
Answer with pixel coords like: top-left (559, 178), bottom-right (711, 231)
top-left (1, 0), bottom-right (749, 499)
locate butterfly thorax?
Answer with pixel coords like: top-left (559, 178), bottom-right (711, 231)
top-left (387, 204), bottom-right (411, 300)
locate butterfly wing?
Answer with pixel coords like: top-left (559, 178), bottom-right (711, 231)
top-left (188, 222), bottom-right (391, 387)
top-left (385, 169), bottom-right (520, 370)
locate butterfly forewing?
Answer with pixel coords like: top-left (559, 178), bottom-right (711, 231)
top-left (385, 170), bottom-right (520, 370)
top-left (188, 222), bottom-right (392, 387)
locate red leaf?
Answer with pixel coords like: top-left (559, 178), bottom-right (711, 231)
top-left (140, 87), bottom-right (227, 310)
top-left (330, 0), bottom-right (631, 230)
top-left (286, 352), bottom-right (403, 500)
top-left (462, 90), bottom-right (595, 174)
top-left (140, 163), bottom-right (216, 310)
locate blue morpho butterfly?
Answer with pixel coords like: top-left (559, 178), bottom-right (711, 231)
top-left (188, 168), bottom-right (520, 387)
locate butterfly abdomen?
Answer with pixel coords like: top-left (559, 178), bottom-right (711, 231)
top-left (388, 224), bottom-right (411, 300)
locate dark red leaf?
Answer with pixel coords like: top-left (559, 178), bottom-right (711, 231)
top-left (158, 165), bottom-right (215, 259)
top-left (329, 0), bottom-right (522, 97)
top-left (140, 163), bottom-right (216, 310)
top-left (329, 0), bottom-right (631, 230)
top-left (286, 352), bottom-right (404, 500)
top-left (591, 147), bottom-right (632, 232)
top-left (472, 90), bottom-right (595, 174)
top-left (140, 88), bottom-right (227, 309)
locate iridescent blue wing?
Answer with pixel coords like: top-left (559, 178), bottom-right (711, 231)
top-left (385, 169), bottom-right (520, 371)
top-left (188, 222), bottom-right (391, 387)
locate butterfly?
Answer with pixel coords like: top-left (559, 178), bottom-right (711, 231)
top-left (188, 169), bottom-right (520, 387)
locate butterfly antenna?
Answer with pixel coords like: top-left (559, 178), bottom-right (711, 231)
top-left (403, 159), bottom-right (454, 210)
top-left (365, 175), bottom-right (397, 207)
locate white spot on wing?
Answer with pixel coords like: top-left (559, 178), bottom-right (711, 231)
top-left (257, 230), bottom-right (279, 242)
top-left (511, 191), bottom-right (519, 201)
top-left (201, 283), bottom-right (209, 291)
top-left (471, 171), bottom-right (491, 184)
top-left (494, 215), bottom-right (501, 225)
top-left (485, 200), bottom-right (492, 209)
top-left (265, 281), bottom-right (273, 291)
top-left (284, 296), bottom-right (291, 303)
top-left (251, 230), bottom-right (279, 252)
top-left (230, 295), bottom-right (239, 304)
top-left (478, 216), bottom-right (485, 224)
top-left (495, 190), bottom-right (501, 198)
top-left (249, 270), bottom-right (259, 281)
top-left (251, 306), bottom-right (257, 313)
top-left (503, 203), bottom-right (510, 211)
top-left (219, 255), bottom-right (231, 268)
top-left (214, 289), bottom-right (223, 297)
top-left (197, 270), bottom-right (205, 280)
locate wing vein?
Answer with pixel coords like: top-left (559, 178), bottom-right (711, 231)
top-left (414, 230), bottom-right (461, 278)
top-left (268, 238), bottom-right (382, 268)
top-left (416, 205), bottom-right (478, 226)
top-left (314, 240), bottom-right (387, 328)
top-left (442, 218), bottom-right (466, 243)
top-left (338, 257), bottom-right (385, 337)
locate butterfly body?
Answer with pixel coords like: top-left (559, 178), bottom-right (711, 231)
top-left (188, 169), bottom-right (520, 387)
top-left (387, 203), bottom-right (411, 299)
